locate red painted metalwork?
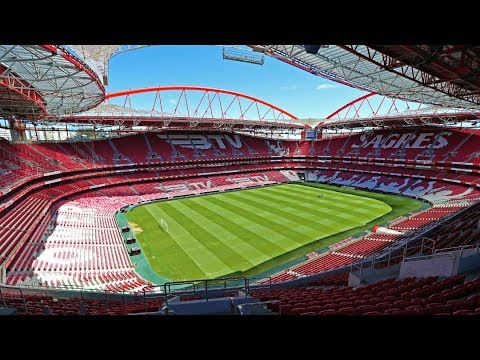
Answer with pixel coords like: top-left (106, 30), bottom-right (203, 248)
top-left (321, 91), bottom-right (480, 129)
top-left (40, 45), bottom-right (105, 94)
top-left (317, 111), bottom-right (480, 129)
top-left (57, 86), bottom-right (304, 130)
top-left (327, 93), bottom-right (376, 119)
top-left (0, 64), bottom-right (47, 117)
top-left (327, 93), bottom-right (428, 120)
top-left (56, 115), bottom-right (305, 130)
top-left (105, 86), bottom-right (298, 120)
top-left (0, 45), bottom-right (105, 119)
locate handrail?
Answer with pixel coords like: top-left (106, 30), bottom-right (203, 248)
top-left (247, 276), bottom-right (272, 290)
top-left (434, 242), bottom-right (480, 255)
top-left (237, 300), bottom-right (282, 315)
top-left (403, 252), bottom-right (456, 263)
top-left (163, 276), bottom-right (249, 308)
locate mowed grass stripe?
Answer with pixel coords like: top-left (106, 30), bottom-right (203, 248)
top-left (171, 199), bottom-right (263, 273)
top-left (270, 185), bottom-right (390, 215)
top-left (145, 203), bottom-right (218, 276)
top-left (190, 196), bottom-right (299, 251)
top-left (178, 198), bottom-right (277, 271)
top-left (244, 187), bottom-right (371, 221)
top-left (263, 184), bottom-right (378, 212)
top-left (274, 183), bottom-right (388, 210)
top-left (178, 198), bottom-right (278, 262)
top-left (158, 201), bottom-right (237, 276)
top-left (262, 184), bottom-right (389, 216)
top-left (218, 192), bottom-right (322, 232)
top-left (246, 187), bottom-right (387, 226)
top-left (206, 194), bottom-right (312, 242)
top-left (225, 191), bottom-right (342, 234)
top-left (135, 205), bottom-right (207, 280)
top-left (229, 188), bottom-right (385, 235)
top-left (227, 191), bottom-right (340, 231)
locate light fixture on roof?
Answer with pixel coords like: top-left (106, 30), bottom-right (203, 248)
top-left (222, 47), bottom-right (264, 65)
top-left (303, 45), bottom-right (329, 54)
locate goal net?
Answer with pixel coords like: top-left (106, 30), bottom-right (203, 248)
top-left (160, 218), bottom-right (169, 233)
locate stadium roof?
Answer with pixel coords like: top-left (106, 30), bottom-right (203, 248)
top-left (67, 45), bottom-right (147, 85)
top-left (0, 45), bottom-right (105, 119)
top-left (254, 45), bottom-right (480, 110)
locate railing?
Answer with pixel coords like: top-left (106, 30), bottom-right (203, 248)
top-left (0, 283), bottom-right (167, 314)
top-left (402, 251), bottom-right (456, 263)
top-left (359, 202), bottom-right (475, 265)
top-left (162, 276), bottom-right (249, 308)
top-left (237, 300), bottom-right (281, 315)
top-left (434, 242), bottom-right (480, 255)
top-left (247, 276), bottom-right (272, 291)
top-left (348, 236), bottom-right (434, 275)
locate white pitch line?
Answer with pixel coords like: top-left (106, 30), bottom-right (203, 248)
top-left (145, 205), bottom-right (213, 277)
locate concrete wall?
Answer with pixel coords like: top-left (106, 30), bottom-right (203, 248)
top-left (399, 254), bottom-right (458, 278)
top-left (164, 296), bottom-right (254, 315)
top-left (458, 252), bottom-right (480, 273)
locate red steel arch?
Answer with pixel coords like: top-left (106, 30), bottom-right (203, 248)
top-left (320, 92), bottom-right (480, 129)
top-left (326, 93), bottom-right (376, 119)
top-left (105, 86), bottom-right (298, 121)
top-left (326, 92), bottom-right (426, 120)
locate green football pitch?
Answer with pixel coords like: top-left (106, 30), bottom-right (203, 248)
top-left (125, 183), bottom-right (423, 282)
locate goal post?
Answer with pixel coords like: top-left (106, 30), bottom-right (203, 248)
top-left (160, 218), bottom-right (169, 233)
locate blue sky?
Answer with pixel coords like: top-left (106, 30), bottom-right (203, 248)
top-left (107, 45), bottom-right (367, 119)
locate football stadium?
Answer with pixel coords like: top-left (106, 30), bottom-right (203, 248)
top-left (1, 44), bottom-right (480, 315)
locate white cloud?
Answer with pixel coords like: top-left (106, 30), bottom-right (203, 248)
top-left (168, 99), bottom-right (177, 105)
top-left (280, 85), bottom-right (297, 91)
top-left (316, 84), bottom-right (338, 90)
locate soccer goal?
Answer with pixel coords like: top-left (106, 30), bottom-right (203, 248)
top-left (160, 218), bottom-right (169, 233)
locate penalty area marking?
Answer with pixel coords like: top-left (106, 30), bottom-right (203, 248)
top-left (144, 205), bottom-right (219, 278)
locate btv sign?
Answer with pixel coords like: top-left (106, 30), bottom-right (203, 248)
top-left (158, 134), bottom-right (243, 149)
top-left (351, 132), bottom-right (452, 149)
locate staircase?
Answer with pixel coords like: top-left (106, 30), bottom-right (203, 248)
top-left (186, 134), bottom-right (207, 159)
top-left (57, 143), bottom-right (87, 168)
top-left (129, 185), bottom-right (146, 202)
top-left (164, 134), bottom-right (186, 161)
top-left (444, 133), bottom-right (474, 162)
top-left (243, 138), bottom-right (258, 156)
top-left (70, 142), bottom-right (96, 164)
top-left (336, 135), bottom-right (352, 156)
top-left (415, 132), bottom-right (445, 161)
top-left (108, 138), bottom-right (131, 165)
top-left (25, 144), bottom-right (68, 170)
top-left (205, 136), bottom-right (225, 158)
top-left (0, 147), bottom-right (43, 174)
top-left (323, 136), bottom-right (333, 155)
top-left (309, 141), bottom-right (316, 157)
top-left (389, 129), bottom-right (419, 159)
top-left (143, 134), bottom-right (162, 162)
top-left (366, 129), bottom-right (394, 158)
